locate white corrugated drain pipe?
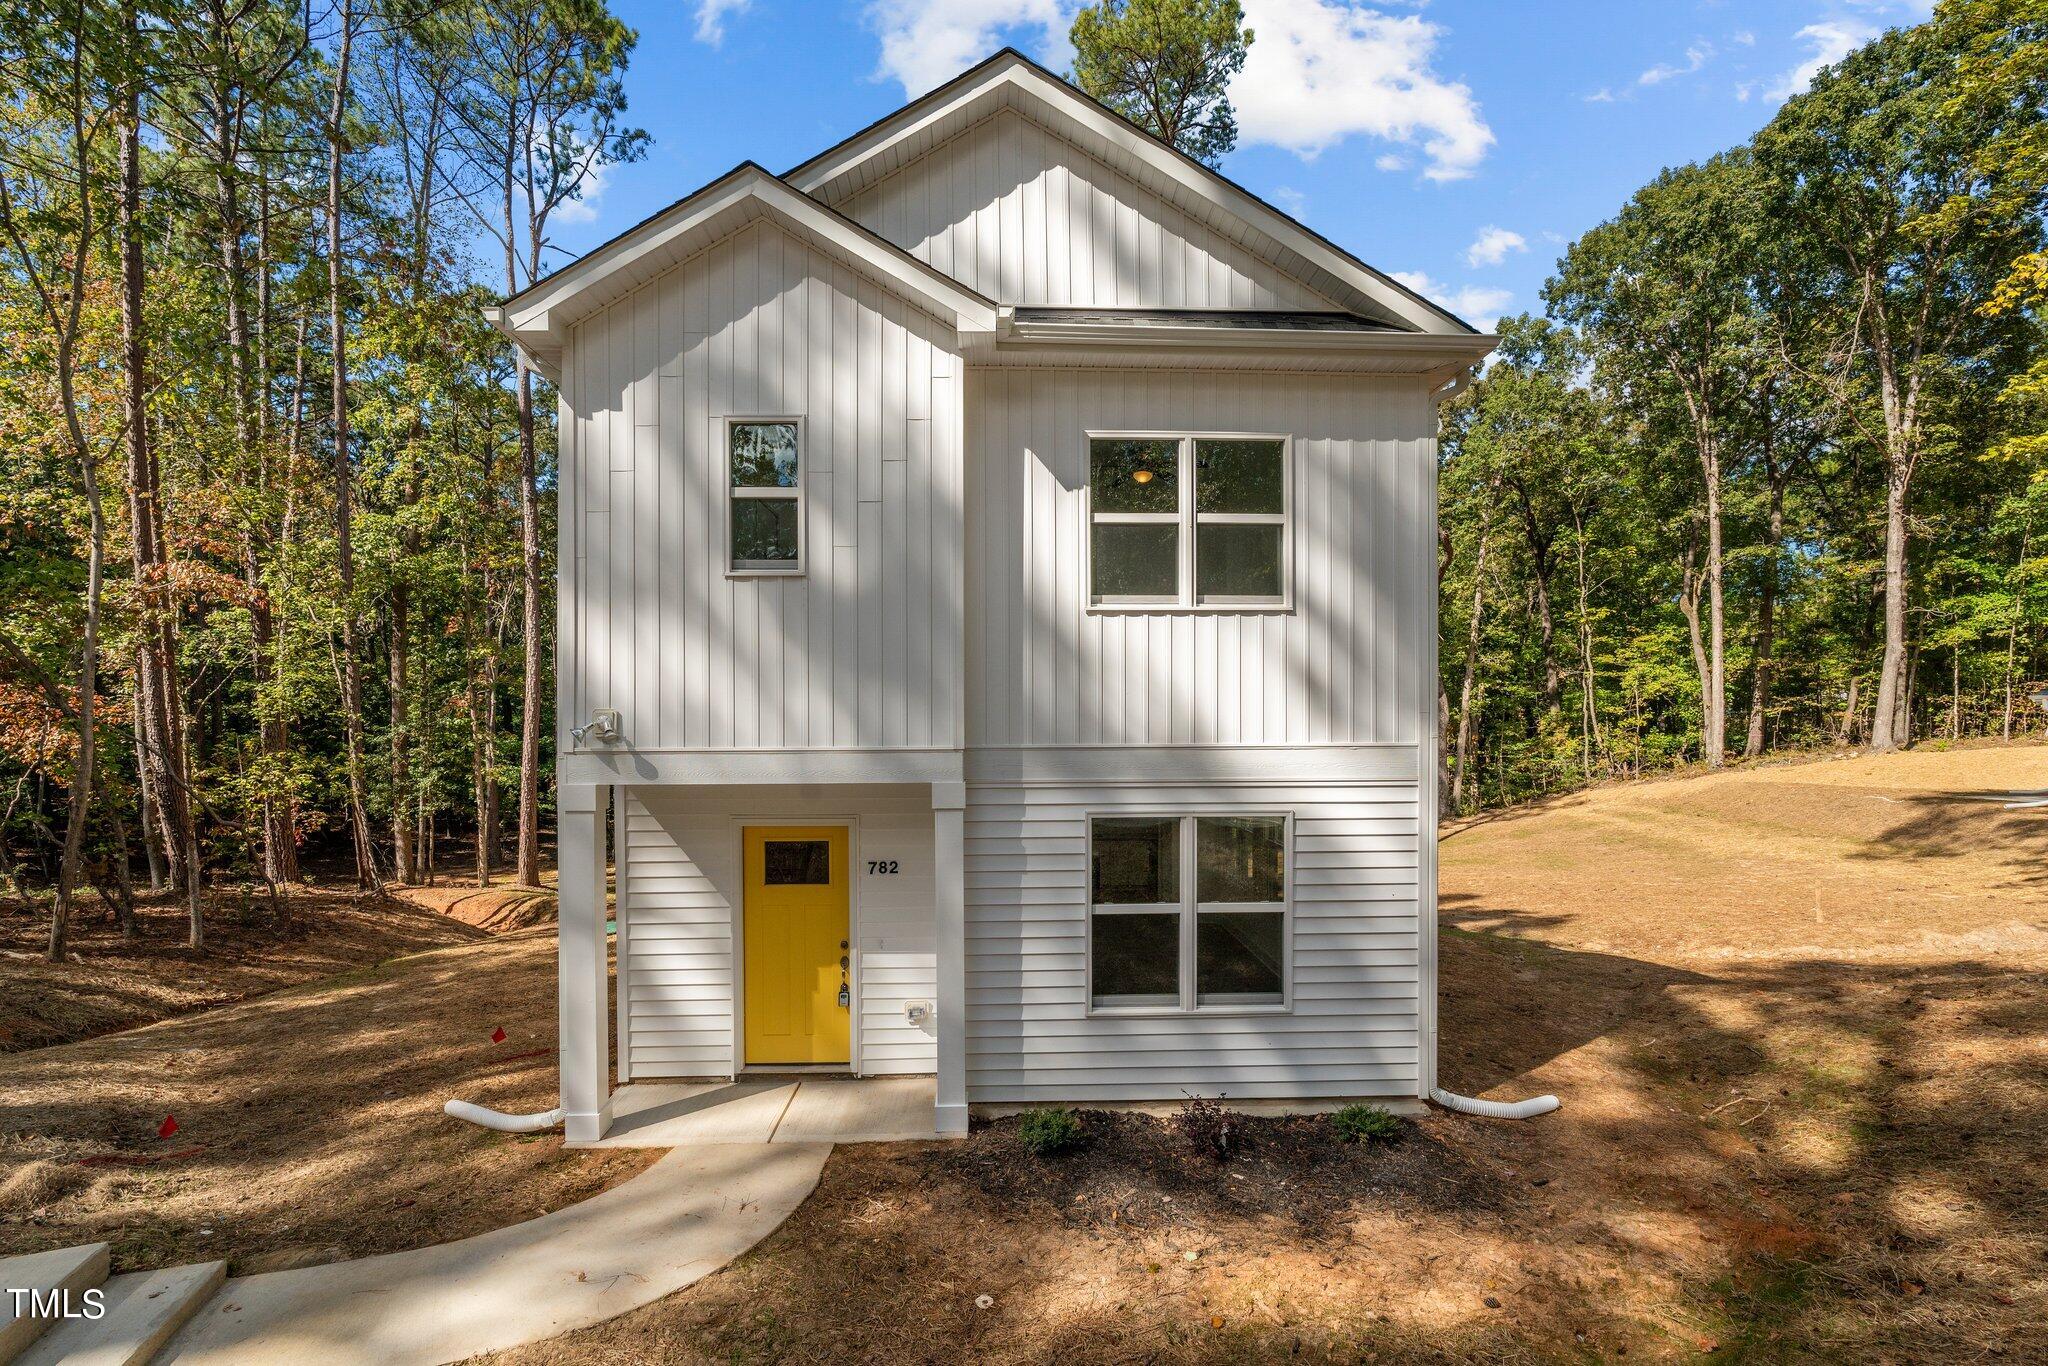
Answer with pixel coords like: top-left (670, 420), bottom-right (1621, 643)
top-left (444, 1099), bottom-right (566, 1133)
top-left (1430, 1088), bottom-right (1560, 1120)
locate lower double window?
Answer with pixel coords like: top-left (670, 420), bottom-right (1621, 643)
top-left (1088, 813), bottom-right (1289, 1011)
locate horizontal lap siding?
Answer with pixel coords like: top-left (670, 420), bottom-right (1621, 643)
top-left (967, 368), bottom-right (1435, 747)
top-left (963, 776), bottom-right (1422, 1103)
top-left (561, 219), bottom-right (964, 754)
top-left (840, 109), bottom-right (1333, 311)
top-left (622, 786), bottom-right (937, 1079)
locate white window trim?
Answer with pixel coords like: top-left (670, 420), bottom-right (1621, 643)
top-left (1084, 431), bottom-right (1294, 613)
top-left (726, 415), bottom-right (807, 577)
top-left (1084, 811), bottom-right (1294, 1018)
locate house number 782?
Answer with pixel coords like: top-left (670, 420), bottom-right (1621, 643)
top-left (866, 860), bottom-right (899, 875)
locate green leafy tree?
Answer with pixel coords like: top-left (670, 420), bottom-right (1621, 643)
top-left (1069, 0), bottom-right (1251, 167)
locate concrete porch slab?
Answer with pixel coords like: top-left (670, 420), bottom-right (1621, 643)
top-left (581, 1076), bottom-right (942, 1148)
top-left (773, 1077), bottom-right (941, 1143)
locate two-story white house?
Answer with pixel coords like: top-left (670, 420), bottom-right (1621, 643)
top-left (488, 50), bottom-right (1494, 1142)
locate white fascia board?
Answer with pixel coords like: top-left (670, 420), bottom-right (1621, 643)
top-left (786, 53), bottom-right (1476, 338)
top-left (1001, 314), bottom-right (1496, 355)
top-left (485, 165), bottom-right (997, 372)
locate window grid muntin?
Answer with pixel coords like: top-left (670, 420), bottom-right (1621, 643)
top-left (1086, 812), bottom-right (1292, 1015)
top-left (1086, 433), bottom-right (1289, 608)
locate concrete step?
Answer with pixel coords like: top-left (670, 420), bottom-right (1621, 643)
top-left (0, 1245), bottom-right (111, 1365)
top-left (17, 1262), bottom-right (225, 1366)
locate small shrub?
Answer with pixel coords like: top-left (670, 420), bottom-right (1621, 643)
top-left (1175, 1094), bottom-right (1239, 1161)
top-left (1331, 1103), bottom-right (1402, 1145)
top-left (1017, 1106), bottom-right (1083, 1155)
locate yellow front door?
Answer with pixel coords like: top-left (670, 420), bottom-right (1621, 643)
top-left (742, 826), bottom-right (851, 1065)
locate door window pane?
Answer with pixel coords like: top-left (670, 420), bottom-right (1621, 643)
top-left (1090, 438), bottom-right (1179, 513)
top-left (1196, 523), bottom-right (1283, 600)
top-left (731, 422), bottom-right (800, 488)
top-left (732, 498), bottom-right (799, 562)
top-left (1092, 522), bottom-right (1179, 598)
top-left (1091, 817), bottom-right (1180, 905)
top-left (1194, 439), bottom-right (1284, 514)
top-left (1196, 816), bottom-right (1285, 903)
top-left (1092, 912), bottom-right (1180, 1005)
top-left (764, 840), bottom-right (831, 884)
top-left (1196, 912), bottom-right (1284, 1003)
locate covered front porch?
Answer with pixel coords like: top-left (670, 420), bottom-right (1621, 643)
top-left (554, 765), bottom-right (968, 1143)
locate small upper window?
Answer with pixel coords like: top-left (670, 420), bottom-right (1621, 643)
top-left (1087, 435), bottom-right (1287, 607)
top-left (730, 420), bottom-right (803, 573)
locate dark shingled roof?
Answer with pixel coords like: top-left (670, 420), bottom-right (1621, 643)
top-left (1011, 308), bottom-right (1402, 332)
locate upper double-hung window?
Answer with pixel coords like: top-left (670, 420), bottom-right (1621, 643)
top-left (1087, 434), bottom-right (1289, 609)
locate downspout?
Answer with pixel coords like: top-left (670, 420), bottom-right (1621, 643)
top-left (444, 1099), bottom-right (566, 1133)
top-left (1429, 1088), bottom-right (1560, 1120)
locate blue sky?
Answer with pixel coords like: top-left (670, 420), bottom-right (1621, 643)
top-left (550, 0), bottom-right (1937, 331)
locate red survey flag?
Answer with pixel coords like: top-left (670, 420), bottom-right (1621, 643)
top-left (490, 1026), bottom-right (507, 1043)
top-left (158, 1114), bottom-right (179, 1139)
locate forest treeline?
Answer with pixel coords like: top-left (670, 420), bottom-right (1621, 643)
top-left (1438, 1), bottom-right (2047, 812)
top-left (0, 0), bottom-right (645, 957)
top-left (1, 3), bottom-right (2043, 961)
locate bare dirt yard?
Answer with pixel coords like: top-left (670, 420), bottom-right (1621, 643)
top-left (492, 743), bottom-right (2047, 1365)
top-left (0, 885), bottom-right (487, 1052)
top-left (0, 903), bottom-right (655, 1276)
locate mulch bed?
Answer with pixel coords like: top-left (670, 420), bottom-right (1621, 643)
top-left (947, 1107), bottom-right (1510, 1237)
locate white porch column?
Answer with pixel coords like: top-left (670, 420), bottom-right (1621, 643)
top-left (558, 782), bottom-right (613, 1143)
top-left (932, 780), bottom-right (969, 1135)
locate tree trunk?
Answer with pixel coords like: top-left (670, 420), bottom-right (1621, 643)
top-left (1869, 462), bottom-right (1913, 751)
top-left (1743, 463), bottom-right (1786, 759)
top-left (115, 29), bottom-right (200, 943)
top-left (391, 580), bottom-right (415, 883)
top-left (1700, 440), bottom-right (1726, 767)
top-left (1451, 526), bottom-right (1490, 815)
top-left (326, 0), bottom-right (378, 891)
top-left (132, 685), bottom-right (163, 894)
top-left (514, 363), bottom-right (544, 887)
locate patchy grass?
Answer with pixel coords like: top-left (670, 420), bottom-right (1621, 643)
top-left (495, 743), bottom-right (2047, 1364)
top-left (0, 924), bottom-right (653, 1275)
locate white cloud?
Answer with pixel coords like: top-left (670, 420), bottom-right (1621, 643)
top-left (1375, 152), bottom-right (1409, 171)
top-left (867, 0), bottom-right (1070, 96)
top-left (1270, 185), bottom-right (1308, 218)
top-left (862, 0), bottom-right (1493, 181)
top-left (1764, 21), bottom-right (1873, 101)
top-left (1231, 0), bottom-right (1494, 181)
top-left (1390, 270), bottom-right (1511, 331)
top-left (1638, 40), bottom-right (1714, 87)
top-left (1464, 225), bottom-right (1525, 268)
top-left (694, 0), bottom-right (750, 45)
top-left (1733, 30), bottom-right (1756, 47)
top-left (546, 157), bottom-right (611, 227)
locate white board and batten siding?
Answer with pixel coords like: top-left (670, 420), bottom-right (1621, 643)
top-left (966, 367), bottom-right (1438, 749)
top-left (558, 217), bottom-right (966, 757)
top-left (963, 776), bottom-right (1423, 1102)
top-left (958, 366), bottom-right (1438, 1102)
top-left (620, 786), bottom-right (938, 1079)
top-left (840, 108), bottom-right (1338, 313)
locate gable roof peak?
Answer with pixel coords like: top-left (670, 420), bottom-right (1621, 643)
top-left (786, 47), bottom-right (1476, 337)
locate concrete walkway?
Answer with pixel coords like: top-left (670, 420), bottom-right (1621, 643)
top-left (588, 1076), bottom-right (942, 1148)
top-left (154, 1142), bottom-right (828, 1366)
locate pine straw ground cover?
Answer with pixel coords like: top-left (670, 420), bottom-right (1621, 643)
top-left (497, 744), bottom-right (2047, 1364)
top-left (0, 925), bottom-right (655, 1275)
